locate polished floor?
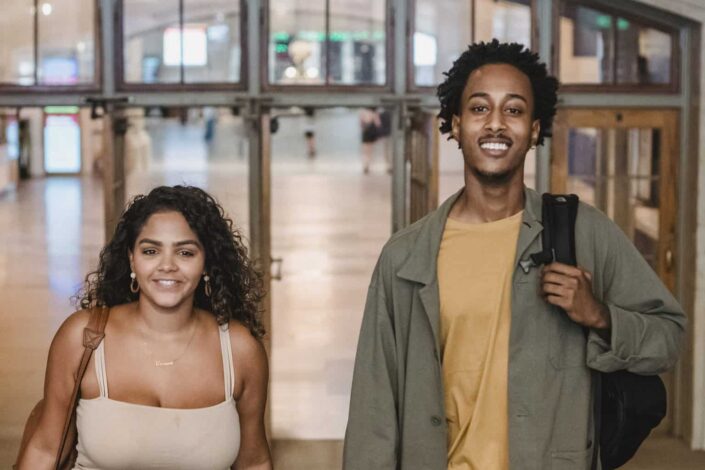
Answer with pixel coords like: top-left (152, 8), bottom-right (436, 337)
top-left (1, 109), bottom-right (704, 469)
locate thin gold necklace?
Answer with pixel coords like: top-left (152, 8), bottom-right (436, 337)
top-left (140, 318), bottom-right (198, 367)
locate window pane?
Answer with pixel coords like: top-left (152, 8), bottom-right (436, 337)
top-left (474, 0), bottom-right (531, 47)
top-left (566, 127), bottom-right (660, 268)
top-left (38, 0), bottom-right (96, 85)
top-left (328, 0), bottom-right (386, 85)
top-left (269, 0), bottom-right (326, 85)
top-left (414, 0), bottom-right (471, 87)
top-left (616, 19), bottom-right (671, 84)
top-left (0, 1), bottom-right (35, 85)
top-left (183, 0), bottom-right (241, 83)
top-left (123, 0), bottom-right (181, 84)
top-left (559, 4), bottom-right (615, 84)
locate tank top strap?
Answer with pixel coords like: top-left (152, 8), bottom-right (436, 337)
top-left (94, 339), bottom-right (109, 398)
top-left (218, 323), bottom-right (235, 400)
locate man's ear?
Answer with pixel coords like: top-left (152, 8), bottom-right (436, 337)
top-left (531, 119), bottom-right (541, 146)
top-left (451, 114), bottom-right (460, 141)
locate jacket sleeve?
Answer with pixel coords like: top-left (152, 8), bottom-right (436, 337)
top-left (343, 257), bottom-right (399, 469)
top-left (585, 214), bottom-right (686, 375)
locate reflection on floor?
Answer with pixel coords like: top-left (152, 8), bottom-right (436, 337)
top-left (1, 109), bottom-right (704, 469)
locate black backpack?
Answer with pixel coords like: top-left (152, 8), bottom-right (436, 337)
top-left (529, 193), bottom-right (667, 470)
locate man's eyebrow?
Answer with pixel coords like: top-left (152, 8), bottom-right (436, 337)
top-left (467, 92), bottom-right (528, 103)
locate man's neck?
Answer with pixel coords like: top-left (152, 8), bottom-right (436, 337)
top-left (449, 172), bottom-right (525, 224)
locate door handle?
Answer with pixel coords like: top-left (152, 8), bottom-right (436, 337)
top-left (271, 257), bottom-right (283, 281)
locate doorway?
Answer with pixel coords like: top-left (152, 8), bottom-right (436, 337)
top-left (551, 108), bottom-right (681, 433)
top-left (268, 107), bottom-right (391, 460)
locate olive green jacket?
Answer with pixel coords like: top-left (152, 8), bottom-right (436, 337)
top-left (343, 187), bottom-right (686, 470)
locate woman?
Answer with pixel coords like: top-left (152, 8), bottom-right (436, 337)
top-left (17, 186), bottom-right (271, 470)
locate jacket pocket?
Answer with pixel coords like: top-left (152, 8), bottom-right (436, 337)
top-left (551, 446), bottom-right (593, 470)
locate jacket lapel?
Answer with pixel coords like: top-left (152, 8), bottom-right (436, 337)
top-left (397, 189), bottom-right (463, 352)
top-left (514, 188), bottom-right (544, 267)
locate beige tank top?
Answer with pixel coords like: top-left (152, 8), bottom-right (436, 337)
top-left (73, 323), bottom-right (241, 470)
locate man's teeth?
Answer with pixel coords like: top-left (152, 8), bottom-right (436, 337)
top-left (481, 142), bottom-right (509, 151)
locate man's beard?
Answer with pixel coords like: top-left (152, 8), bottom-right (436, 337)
top-left (471, 166), bottom-right (516, 186)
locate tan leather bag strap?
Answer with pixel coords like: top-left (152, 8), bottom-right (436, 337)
top-left (54, 306), bottom-right (110, 469)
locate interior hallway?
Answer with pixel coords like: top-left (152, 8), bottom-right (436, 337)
top-left (0, 108), bottom-right (393, 465)
top-left (1, 109), bottom-right (704, 468)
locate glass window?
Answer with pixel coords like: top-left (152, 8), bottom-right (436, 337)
top-left (616, 20), bottom-right (671, 84)
top-left (566, 127), bottom-right (661, 267)
top-left (38, 0), bottom-right (97, 85)
top-left (413, 0), bottom-right (471, 88)
top-left (1, 0), bottom-right (97, 87)
top-left (559, 1), bottom-right (674, 86)
top-left (183, 0), bottom-right (242, 83)
top-left (122, 0), bottom-right (242, 85)
top-left (329, 0), bottom-right (386, 85)
top-left (0, 1), bottom-right (35, 85)
top-left (474, 0), bottom-right (532, 46)
top-left (269, 0), bottom-right (326, 85)
top-left (123, 0), bottom-right (182, 84)
top-left (268, 0), bottom-right (387, 86)
top-left (559, 4), bottom-right (615, 84)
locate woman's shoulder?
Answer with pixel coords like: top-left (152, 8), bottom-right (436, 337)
top-left (54, 309), bottom-right (92, 341)
top-left (48, 308), bottom-right (99, 364)
top-left (53, 304), bottom-right (131, 348)
top-left (226, 320), bottom-right (268, 370)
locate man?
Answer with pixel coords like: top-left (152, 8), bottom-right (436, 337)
top-left (343, 40), bottom-right (685, 470)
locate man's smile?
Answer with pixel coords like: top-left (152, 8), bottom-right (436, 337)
top-left (478, 137), bottom-right (513, 156)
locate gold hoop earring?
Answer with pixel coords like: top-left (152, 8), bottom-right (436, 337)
top-left (130, 272), bottom-right (140, 294)
top-left (203, 274), bottom-right (212, 298)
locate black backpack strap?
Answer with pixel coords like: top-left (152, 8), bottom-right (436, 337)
top-left (531, 194), bottom-right (600, 469)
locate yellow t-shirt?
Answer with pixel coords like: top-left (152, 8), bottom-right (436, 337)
top-left (438, 211), bottom-right (523, 470)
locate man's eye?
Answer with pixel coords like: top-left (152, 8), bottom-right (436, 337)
top-left (471, 105), bottom-right (488, 113)
top-left (506, 107), bottom-right (523, 115)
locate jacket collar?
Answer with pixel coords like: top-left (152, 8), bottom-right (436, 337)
top-left (396, 186), bottom-right (544, 285)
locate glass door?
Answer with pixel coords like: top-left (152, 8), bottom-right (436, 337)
top-left (552, 108), bottom-right (679, 433)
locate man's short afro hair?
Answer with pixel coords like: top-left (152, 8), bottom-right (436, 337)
top-left (437, 40), bottom-right (559, 146)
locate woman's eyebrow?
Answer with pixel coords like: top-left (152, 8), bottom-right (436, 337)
top-left (137, 239), bottom-right (201, 247)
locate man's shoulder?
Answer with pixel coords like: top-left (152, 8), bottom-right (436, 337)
top-left (380, 209), bottom-right (439, 260)
top-left (576, 200), bottom-right (621, 237)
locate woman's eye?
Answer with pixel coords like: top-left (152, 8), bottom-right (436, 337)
top-left (179, 250), bottom-right (194, 257)
top-left (142, 249), bottom-right (157, 255)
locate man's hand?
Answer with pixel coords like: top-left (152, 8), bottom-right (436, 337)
top-left (541, 262), bottom-right (611, 332)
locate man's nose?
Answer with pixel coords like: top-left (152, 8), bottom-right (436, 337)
top-left (484, 108), bottom-right (507, 133)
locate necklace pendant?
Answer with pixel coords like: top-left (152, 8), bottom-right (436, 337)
top-left (155, 360), bottom-right (174, 367)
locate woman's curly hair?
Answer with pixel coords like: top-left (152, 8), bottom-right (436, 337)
top-left (75, 185), bottom-right (266, 339)
top-left (437, 39), bottom-right (559, 146)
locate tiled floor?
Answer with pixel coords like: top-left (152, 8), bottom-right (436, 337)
top-left (1, 109), bottom-right (704, 469)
